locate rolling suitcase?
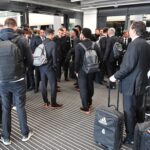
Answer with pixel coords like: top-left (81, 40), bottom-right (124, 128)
top-left (134, 86), bottom-right (150, 150)
top-left (94, 83), bottom-right (124, 150)
top-left (134, 122), bottom-right (150, 150)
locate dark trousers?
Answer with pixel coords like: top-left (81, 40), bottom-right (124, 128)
top-left (39, 67), bottom-right (57, 104)
top-left (34, 67), bottom-right (41, 91)
top-left (57, 60), bottom-right (62, 81)
top-left (0, 80), bottom-right (29, 139)
top-left (78, 70), bottom-right (94, 110)
top-left (106, 61), bottom-right (116, 87)
top-left (26, 65), bottom-right (35, 89)
top-left (0, 96), bottom-right (2, 124)
top-left (63, 61), bottom-right (69, 80)
top-left (123, 94), bottom-right (145, 138)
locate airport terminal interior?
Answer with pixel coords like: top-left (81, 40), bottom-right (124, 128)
top-left (1, 0), bottom-right (150, 150)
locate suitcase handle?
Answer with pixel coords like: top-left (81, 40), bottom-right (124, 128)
top-left (108, 81), bottom-right (119, 110)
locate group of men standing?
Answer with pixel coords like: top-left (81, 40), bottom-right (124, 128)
top-left (0, 17), bottom-right (150, 147)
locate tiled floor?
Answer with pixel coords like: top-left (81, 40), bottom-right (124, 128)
top-left (0, 80), bottom-right (133, 150)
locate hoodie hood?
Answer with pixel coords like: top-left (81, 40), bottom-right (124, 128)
top-left (0, 28), bottom-right (18, 41)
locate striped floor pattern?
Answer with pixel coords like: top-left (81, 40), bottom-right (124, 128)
top-left (0, 80), bottom-right (133, 150)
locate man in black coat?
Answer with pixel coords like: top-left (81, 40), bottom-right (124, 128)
top-left (103, 27), bottom-right (118, 89)
top-left (110, 21), bottom-right (150, 144)
top-left (0, 18), bottom-right (33, 145)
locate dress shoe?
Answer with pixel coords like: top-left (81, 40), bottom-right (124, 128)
top-left (51, 103), bottom-right (63, 108)
top-left (123, 136), bottom-right (134, 145)
top-left (34, 89), bottom-right (39, 93)
top-left (80, 107), bottom-right (91, 115)
top-left (43, 102), bottom-right (50, 109)
top-left (57, 89), bottom-right (61, 92)
top-left (27, 86), bottom-right (34, 91)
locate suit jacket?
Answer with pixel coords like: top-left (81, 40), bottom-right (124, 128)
top-left (30, 36), bottom-right (43, 53)
top-left (103, 36), bottom-right (118, 62)
top-left (99, 36), bottom-right (107, 60)
top-left (120, 37), bottom-right (131, 51)
top-left (114, 37), bottom-right (150, 95)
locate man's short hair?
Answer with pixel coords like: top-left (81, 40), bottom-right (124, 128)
top-left (4, 18), bottom-right (17, 27)
top-left (74, 25), bottom-right (82, 32)
top-left (46, 28), bottom-right (54, 35)
top-left (58, 28), bottom-right (64, 32)
top-left (103, 27), bottom-right (108, 33)
top-left (131, 21), bottom-right (146, 36)
top-left (72, 28), bottom-right (79, 37)
top-left (82, 28), bottom-right (92, 39)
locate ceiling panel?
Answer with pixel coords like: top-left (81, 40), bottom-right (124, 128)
top-left (81, 0), bottom-right (150, 9)
top-left (11, 0), bottom-right (81, 11)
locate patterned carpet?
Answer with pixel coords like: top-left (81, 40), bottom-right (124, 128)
top-left (0, 80), bottom-right (133, 150)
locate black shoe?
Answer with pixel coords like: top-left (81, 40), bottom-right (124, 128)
top-left (27, 86), bottom-right (34, 91)
top-left (80, 107), bottom-right (91, 115)
top-left (75, 85), bottom-right (79, 89)
top-left (123, 136), bottom-right (134, 145)
top-left (57, 85), bottom-right (61, 88)
top-left (65, 79), bottom-right (70, 81)
top-left (51, 103), bottom-right (63, 108)
top-left (57, 89), bottom-right (62, 92)
top-left (34, 89), bottom-right (39, 93)
top-left (73, 82), bottom-right (78, 86)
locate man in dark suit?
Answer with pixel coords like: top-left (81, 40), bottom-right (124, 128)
top-left (62, 27), bottom-right (71, 81)
top-left (39, 28), bottom-right (63, 109)
top-left (30, 29), bottom-right (46, 93)
top-left (96, 27), bottom-right (108, 84)
top-left (103, 27), bottom-right (118, 89)
top-left (54, 28), bottom-right (64, 82)
top-left (110, 21), bottom-right (150, 144)
top-left (121, 30), bottom-right (131, 52)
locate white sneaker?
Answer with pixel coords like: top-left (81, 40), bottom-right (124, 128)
top-left (22, 130), bottom-right (33, 142)
top-left (0, 137), bottom-right (11, 145)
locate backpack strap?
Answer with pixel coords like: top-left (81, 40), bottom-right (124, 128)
top-left (79, 42), bottom-right (95, 51)
top-left (11, 35), bottom-right (20, 44)
top-left (79, 43), bottom-right (87, 51)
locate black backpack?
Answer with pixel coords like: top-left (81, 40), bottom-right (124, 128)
top-left (113, 41), bottom-right (123, 59)
top-left (79, 42), bottom-right (99, 74)
top-left (0, 36), bottom-right (25, 82)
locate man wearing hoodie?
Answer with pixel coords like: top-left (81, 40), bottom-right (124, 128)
top-left (0, 18), bottom-right (33, 145)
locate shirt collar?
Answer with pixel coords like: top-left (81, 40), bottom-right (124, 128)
top-left (132, 35), bottom-right (139, 41)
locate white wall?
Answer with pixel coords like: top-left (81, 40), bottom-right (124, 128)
top-left (83, 9), bottom-right (97, 33)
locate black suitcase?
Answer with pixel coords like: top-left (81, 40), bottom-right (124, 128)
top-left (134, 86), bottom-right (150, 150)
top-left (94, 83), bottom-right (124, 150)
top-left (0, 96), bottom-right (2, 126)
top-left (145, 85), bottom-right (150, 113)
top-left (134, 122), bottom-right (150, 150)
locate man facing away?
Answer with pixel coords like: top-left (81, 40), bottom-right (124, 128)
top-left (110, 21), bottom-right (150, 144)
top-left (0, 18), bottom-right (33, 145)
top-left (75, 28), bottom-right (100, 115)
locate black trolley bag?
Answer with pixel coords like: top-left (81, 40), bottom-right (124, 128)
top-left (94, 82), bottom-right (124, 150)
top-left (134, 86), bottom-right (150, 150)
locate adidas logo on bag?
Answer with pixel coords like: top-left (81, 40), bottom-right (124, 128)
top-left (102, 129), bottom-right (106, 135)
top-left (98, 117), bottom-right (107, 125)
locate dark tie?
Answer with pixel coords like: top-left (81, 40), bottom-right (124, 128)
top-left (125, 38), bottom-right (127, 46)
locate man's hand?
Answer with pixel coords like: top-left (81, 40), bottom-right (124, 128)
top-left (109, 75), bottom-right (116, 82)
top-left (147, 70), bottom-right (150, 78)
top-left (75, 73), bottom-right (78, 78)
